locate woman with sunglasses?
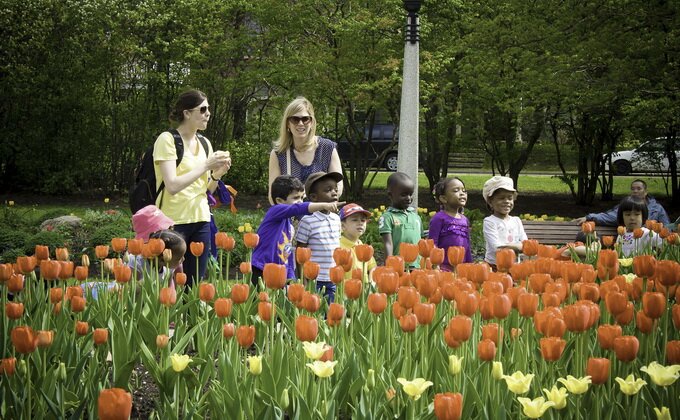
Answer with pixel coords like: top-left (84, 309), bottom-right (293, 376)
top-left (153, 89), bottom-right (231, 287)
top-left (268, 96), bottom-right (343, 203)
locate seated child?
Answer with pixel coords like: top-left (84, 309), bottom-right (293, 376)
top-left (379, 172), bottom-right (423, 268)
top-left (295, 172), bottom-right (344, 302)
top-left (339, 203), bottom-right (377, 281)
top-left (482, 176), bottom-right (527, 269)
top-left (429, 177), bottom-right (473, 270)
top-left (83, 205), bottom-right (186, 298)
top-left (251, 174), bottom-right (342, 288)
top-left (615, 196), bottom-right (662, 257)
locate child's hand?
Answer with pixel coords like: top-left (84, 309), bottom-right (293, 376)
top-left (324, 201), bottom-right (346, 213)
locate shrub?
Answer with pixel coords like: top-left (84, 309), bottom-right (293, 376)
top-left (23, 231), bottom-right (69, 256)
top-left (224, 140), bottom-right (269, 195)
top-left (0, 227), bottom-right (28, 254)
top-left (0, 248), bottom-right (25, 263)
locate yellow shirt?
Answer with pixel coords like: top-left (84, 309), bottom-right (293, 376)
top-left (339, 235), bottom-right (377, 282)
top-left (153, 131), bottom-right (213, 224)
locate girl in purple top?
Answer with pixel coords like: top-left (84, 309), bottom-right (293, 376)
top-left (428, 177), bottom-right (473, 271)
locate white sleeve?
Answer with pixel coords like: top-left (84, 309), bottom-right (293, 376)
top-left (483, 217), bottom-right (501, 264)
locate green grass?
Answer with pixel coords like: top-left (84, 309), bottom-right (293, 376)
top-left (364, 173), bottom-right (671, 196)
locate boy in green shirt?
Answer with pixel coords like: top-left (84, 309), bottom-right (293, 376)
top-left (378, 172), bottom-right (423, 268)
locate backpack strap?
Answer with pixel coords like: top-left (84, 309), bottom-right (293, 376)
top-left (157, 130), bottom-right (210, 209)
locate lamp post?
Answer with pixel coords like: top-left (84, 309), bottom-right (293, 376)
top-left (398, 0), bottom-right (421, 207)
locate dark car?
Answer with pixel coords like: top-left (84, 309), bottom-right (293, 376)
top-left (336, 124), bottom-right (399, 171)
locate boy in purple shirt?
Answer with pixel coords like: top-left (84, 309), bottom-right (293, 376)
top-left (250, 175), bottom-right (342, 288)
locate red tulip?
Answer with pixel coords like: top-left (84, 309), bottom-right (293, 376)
top-left (236, 325), bottom-right (255, 348)
top-left (613, 336), bottom-right (639, 362)
top-left (399, 313), bottom-right (417, 332)
top-left (243, 233), bottom-right (259, 249)
top-left (666, 340), bottom-right (680, 364)
top-left (477, 339), bottom-right (496, 361)
top-left (296, 247), bottom-right (311, 265)
top-left (0, 358), bottom-right (16, 376)
top-left (597, 324), bottom-right (622, 350)
top-left (540, 337), bottom-right (566, 361)
top-left (98, 388), bottom-right (132, 420)
top-left (355, 244), bottom-right (374, 262)
top-left (5, 302), bottom-right (23, 319)
top-left (434, 392), bottom-right (463, 420)
top-left (93, 328), bottom-right (109, 346)
top-left (258, 301), bottom-right (274, 321)
top-left (302, 262), bottom-right (320, 281)
top-left (397, 286), bottom-right (419, 309)
top-left (198, 282), bottom-right (215, 302)
top-left (231, 283), bottom-right (250, 304)
top-left (214, 298), bottom-right (232, 318)
top-left (642, 292), bottom-right (666, 319)
top-left (367, 293), bottom-right (388, 314)
top-left (295, 315), bottom-right (318, 341)
top-left (264, 263), bottom-right (287, 289)
top-left (414, 302), bottom-right (435, 325)
top-left (586, 357), bottom-right (610, 385)
top-left (447, 315), bottom-right (472, 342)
top-left (327, 303), bottom-right (345, 327)
top-left (222, 323), bottom-right (235, 339)
top-left (287, 283), bottom-right (305, 303)
top-left (399, 243), bottom-right (419, 264)
top-left (344, 279), bottom-right (362, 300)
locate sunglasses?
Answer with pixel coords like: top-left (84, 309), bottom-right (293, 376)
top-left (288, 116), bottom-right (312, 125)
top-left (190, 105), bottom-right (210, 114)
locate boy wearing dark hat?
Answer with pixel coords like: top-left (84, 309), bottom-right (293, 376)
top-left (295, 171), bottom-right (344, 302)
top-left (339, 203), bottom-right (377, 281)
top-left (250, 175), bottom-right (343, 288)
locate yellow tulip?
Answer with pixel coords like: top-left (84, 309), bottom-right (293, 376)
top-left (557, 375), bottom-right (591, 395)
top-left (502, 371), bottom-right (534, 395)
top-left (8, 201), bottom-right (14, 206)
top-left (640, 362), bottom-right (680, 387)
top-left (104, 198), bottom-right (110, 203)
top-left (618, 258), bottom-right (633, 267)
top-left (238, 225), bottom-right (245, 233)
top-left (449, 355), bottom-right (464, 376)
top-left (542, 386), bottom-right (568, 409)
top-left (622, 273), bottom-right (636, 284)
top-left (614, 374), bottom-right (647, 396)
top-left (244, 223), bottom-right (253, 233)
top-left (247, 355), bottom-right (262, 375)
top-left (306, 360), bottom-right (338, 378)
top-left (302, 341), bottom-right (329, 360)
top-left (517, 397), bottom-right (555, 419)
top-left (654, 407), bottom-right (671, 420)
top-left (396, 377), bottom-right (433, 401)
top-left (380, 205), bottom-right (386, 211)
top-left (492, 361), bottom-right (504, 380)
top-left (170, 354), bottom-right (192, 372)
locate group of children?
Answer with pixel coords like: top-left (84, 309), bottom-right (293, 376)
top-left (126, 170), bottom-right (668, 302)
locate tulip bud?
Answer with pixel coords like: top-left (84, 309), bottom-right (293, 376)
top-left (81, 254), bottom-right (90, 267)
top-left (367, 369), bottom-right (375, 389)
top-left (280, 388), bottom-right (289, 410)
top-left (492, 361), bottom-right (504, 380)
top-left (58, 362), bottom-right (67, 382)
top-left (156, 334), bottom-right (169, 349)
top-left (163, 249), bottom-right (173, 263)
top-left (122, 252), bottom-right (130, 264)
top-left (17, 360), bottom-right (26, 376)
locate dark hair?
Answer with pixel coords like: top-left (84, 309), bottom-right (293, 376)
top-left (169, 90), bottom-right (207, 123)
top-left (631, 179), bottom-right (647, 189)
top-left (387, 172), bottom-right (413, 191)
top-left (616, 196), bottom-right (649, 226)
top-left (433, 177), bottom-right (466, 202)
top-left (270, 175), bottom-right (304, 202)
top-left (150, 229), bottom-right (186, 267)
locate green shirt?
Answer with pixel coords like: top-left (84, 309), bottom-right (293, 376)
top-left (378, 207), bottom-right (423, 268)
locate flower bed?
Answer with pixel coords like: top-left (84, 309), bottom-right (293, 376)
top-left (1, 231), bottom-right (680, 419)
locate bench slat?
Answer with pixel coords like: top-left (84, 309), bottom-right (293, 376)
top-left (521, 221), bottom-right (618, 246)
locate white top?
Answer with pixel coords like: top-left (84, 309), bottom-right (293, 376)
top-left (483, 214), bottom-right (527, 265)
top-left (295, 211), bottom-right (341, 282)
top-left (617, 227), bottom-right (663, 257)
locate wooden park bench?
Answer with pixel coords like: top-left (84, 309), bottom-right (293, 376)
top-left (522, 221), bottom-right (618, 246)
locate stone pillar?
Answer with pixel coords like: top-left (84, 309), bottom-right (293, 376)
top-left (398, 1), bottom-right (421, 207)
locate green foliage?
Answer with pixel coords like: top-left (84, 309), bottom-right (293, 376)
top-left (23, 231), bottom-right (68, 255)
top-left (224, 140), bottom-right (269, 195)
top-left (0, 227), bottom-right (28, 254)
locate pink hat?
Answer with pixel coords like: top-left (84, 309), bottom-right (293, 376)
top-left (132, 205), bottom-right (174, 241)
top-left (340, 203), bottom-right (372, 220)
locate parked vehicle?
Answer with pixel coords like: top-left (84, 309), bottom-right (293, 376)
top-left (336, 124), bottom-right (399, 171)
top-left (605, 138), bottom-right (679, 175)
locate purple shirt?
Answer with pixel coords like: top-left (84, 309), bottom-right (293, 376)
top-left (428, 211), bottom-right (473, 270)
top-left (251, 202), bottom-right (311, 279)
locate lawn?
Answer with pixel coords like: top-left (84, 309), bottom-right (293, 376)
top-left (364, 173), bottom-right (671, 196)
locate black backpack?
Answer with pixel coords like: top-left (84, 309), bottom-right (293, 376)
top-left (129, 129), bottom-right (209, 214)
